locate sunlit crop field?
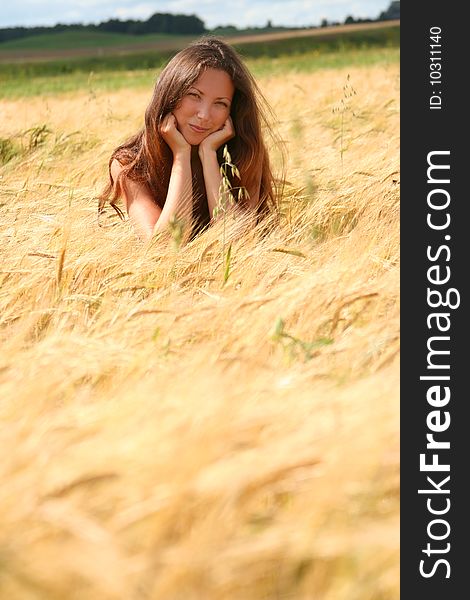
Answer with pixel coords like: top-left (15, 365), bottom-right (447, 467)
top-left (0, 47), bottom-right (399, 599)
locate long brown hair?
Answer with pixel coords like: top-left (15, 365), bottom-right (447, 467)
top-left (99, 36), bottom-right (283, 228)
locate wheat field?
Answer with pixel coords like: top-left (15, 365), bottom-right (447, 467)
top-left (0, 54), bottom-right (399, 600)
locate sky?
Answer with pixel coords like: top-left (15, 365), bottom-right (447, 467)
top-left (2, 1), bottom-right (393, 30)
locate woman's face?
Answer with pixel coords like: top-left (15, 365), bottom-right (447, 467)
top-left (172, 68), bottom-right (235, 145)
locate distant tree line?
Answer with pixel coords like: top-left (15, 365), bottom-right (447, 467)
top-left (320, 17), bottom-right (374, 28)
top-left (0, 2), bottom-right (399, 45)
top-left (0, 13), bottom-right (205, 43)
top-left (379, 1), bottom-right (400, 21)
top-left (96, 13), bottom-right (205, 35)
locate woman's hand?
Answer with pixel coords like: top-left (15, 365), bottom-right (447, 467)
top-left (199, 116), bottom-right (235, 156)
top-left (160, 113), bottom-right (191, 157)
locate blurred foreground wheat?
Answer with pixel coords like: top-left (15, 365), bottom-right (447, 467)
top-left (0, 59), bottom-right (399, 599)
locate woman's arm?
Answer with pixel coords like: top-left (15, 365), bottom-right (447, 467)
top-left (111, 114), bottom-right (193, 241)
top-left (197, 146), bottom-right (223, 219)
top-left (199, 117), bottom-right (263, 216)
top-left (110, 160), bottom-right (161, 240)
top-left (198, 117), bottom-right (236, 219)
top-left (154, 114), bottom-right (193, 234)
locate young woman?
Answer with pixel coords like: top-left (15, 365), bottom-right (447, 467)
top-left (99, 37), bottom-right (282, 240)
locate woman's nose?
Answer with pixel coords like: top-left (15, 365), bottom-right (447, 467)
top-left (196, 103), bottom-right (210, 121)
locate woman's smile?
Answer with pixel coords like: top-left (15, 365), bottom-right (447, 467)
top-left (189, 123), bottom-right (209, 134)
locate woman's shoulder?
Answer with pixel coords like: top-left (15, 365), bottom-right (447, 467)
top-left (110, 158), bottom-right (124, 179)
top-left (110, 142), bottom-right (140, 174)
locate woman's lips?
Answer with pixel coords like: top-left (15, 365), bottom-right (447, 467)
top-left (189, 124), bottom-right (209, 133)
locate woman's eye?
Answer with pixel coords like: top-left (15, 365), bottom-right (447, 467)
top-left (188, 92), bottom-right (200, 98)
top-left (217, 102), bottom-right (228, 108)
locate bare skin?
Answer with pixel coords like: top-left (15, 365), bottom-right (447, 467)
top-left (112, 68), bottom-right (249, 241)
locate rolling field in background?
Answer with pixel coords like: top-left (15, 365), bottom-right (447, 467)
top-left (0, 20), bottom-right (399, 62)
top-left (0, 30), bottom-right (399, 599)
